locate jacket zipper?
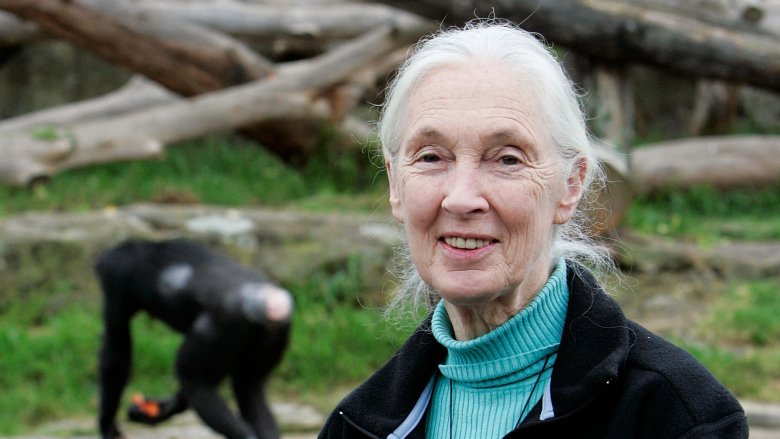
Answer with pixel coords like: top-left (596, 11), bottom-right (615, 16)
top-left (339, 411), bottom-right (384, 439)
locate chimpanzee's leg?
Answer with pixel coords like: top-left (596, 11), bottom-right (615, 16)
top-left (231, 326), bottom-right (290, 439)
top-left (231, 366), bottom-right (279, 439)
top-left (176, 314), bottom-right (257, 439)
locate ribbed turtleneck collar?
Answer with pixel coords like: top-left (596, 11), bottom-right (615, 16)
top-left (430, 258), bottom-right (569, 387)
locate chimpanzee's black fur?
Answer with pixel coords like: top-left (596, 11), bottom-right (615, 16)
top-left (95, 239), bottom-right (291, 439)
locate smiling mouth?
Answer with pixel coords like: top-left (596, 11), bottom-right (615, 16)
top-left (442, 236), bottom-right (495, 250)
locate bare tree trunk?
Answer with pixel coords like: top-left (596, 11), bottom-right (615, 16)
top-left (0, 0), bottom-right (434, 58)
top-left (631, 135), bottom-right (780, 191)
top-left (132, 0), bottom-right (434, 59)
top-left (0, 0), bottom-right (273, 96)
top-left (0, 25), bottom-right (404, 186)
top-left (590, 141), bottom-right (634, 237)
top-left (592, 64), bottom-right (635, 151)
top-left (0, 0), bottom-right (430, 163)
top-left (0, 76), bottom-right (177, 134)
top-left (377, 0), bottom-right (780, 93)
top-left (689, 80), bottom-right (741, 136)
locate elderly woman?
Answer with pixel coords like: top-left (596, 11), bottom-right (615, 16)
top-left (319, 21), bottom-right (747, 438)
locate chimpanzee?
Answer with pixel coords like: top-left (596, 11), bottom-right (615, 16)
top-left (95, 238), bottom-right (293, 439)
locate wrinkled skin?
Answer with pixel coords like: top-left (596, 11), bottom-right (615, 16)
top-left (387, 61), bottom-right (585, 340)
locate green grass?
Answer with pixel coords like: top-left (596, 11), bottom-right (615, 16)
top-left (0, 133), bottom-right (388, 218)
top-left (275, 254), bottom-right (419, 392)
top-left (626, 183), bottom-right (780, 399)
top-left (0, 299), bottom-right (102, 433)
top-left (671, 280), bottom-right (780, 401)
top-left (626, 184), bottom-right (780, 242)
top-left (0, 296), bottom-right (182, 434)
top-left (2, 133), bottom-right (780, 433)
top-left (0, 133), bottom-right (399, 434)
top-left (0, 262), bottom-right (418, 435)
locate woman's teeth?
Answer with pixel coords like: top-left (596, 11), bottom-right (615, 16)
top-left (444, 237), bottom-right (490, 249)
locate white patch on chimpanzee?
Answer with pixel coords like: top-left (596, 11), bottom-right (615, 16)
top-left (192, 313), bottom-right (218, 339)
top-left (238, 282), bottom-right (293, 324)
top-left (157, 263), bottom-right (194, 296)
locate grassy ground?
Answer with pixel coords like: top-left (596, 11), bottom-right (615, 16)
top-left (0, 133), bottom-right (389, 218)
top-left (668, 278), bottom-right (780, 402)
top-left (626, 184), bottom-right (780, 403)
top-left (1, 133), bottom-right (779, 434)
top-left (627, 185), bottom-right (780, 243)
top-left (671, 279), bottom-right (780, 402)
top-left (0, 269), bottom-right (419, 434)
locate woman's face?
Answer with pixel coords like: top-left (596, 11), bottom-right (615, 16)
top-left (388, 62), bottom-right (583, 308)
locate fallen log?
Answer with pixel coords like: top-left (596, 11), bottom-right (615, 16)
top-left (0, 0), bottom-right (273, 96)
top-left (0, 76), bottom-right (177, 134)
top-left (631, 135), bottom-right (780, 191)
top-left (134, 0), bottom-right (434, 59)
top-left (0, 0), bottom-right (434, 58)
top-left (0, 6), bottom-right (39, 47)
top-left (0, 25), bottom-right (403, 186)
top-left (378, 0), bottom-right (780, 93)
top-left (80, 0), bottom-right (274, 79)
top-left (0, 0), bottom-right (429, 163)
top-left (567, 135), bottom-right (780, 236)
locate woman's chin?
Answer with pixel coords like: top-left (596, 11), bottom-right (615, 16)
top-left (435, 283), bottom-right (503, 307)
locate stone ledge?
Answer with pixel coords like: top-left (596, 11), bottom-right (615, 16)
top-left (744, 400), bottom-right (780, 429)
top-left (0, 203), bottom-right (401, 305)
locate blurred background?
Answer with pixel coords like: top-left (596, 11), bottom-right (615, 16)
top-left (0, 0), bottom-right (778, 437)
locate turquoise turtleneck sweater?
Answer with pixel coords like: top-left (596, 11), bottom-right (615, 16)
top-left (425, 258), bottom-right (569, 438)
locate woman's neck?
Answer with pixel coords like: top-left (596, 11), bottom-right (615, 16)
top-left (443, 260), bottom-right (560, 341)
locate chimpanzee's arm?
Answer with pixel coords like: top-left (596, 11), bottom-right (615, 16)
top-left (98, 307), bottom-right (133, 439)
top-left (128, 390), bottom-right (188, 424)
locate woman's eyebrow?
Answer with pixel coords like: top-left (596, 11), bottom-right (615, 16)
top-left (482, 129), bottom-right (532, 146)
top-left (406, 128), bottom-right (448, 145)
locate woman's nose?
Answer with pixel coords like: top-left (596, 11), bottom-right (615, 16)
top-left (441, 166), bottom-right (489, 215)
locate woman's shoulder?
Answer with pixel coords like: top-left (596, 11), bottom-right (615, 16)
top-left (624, 321), bottom-right (722, 390)
top-left (621, 321), bottom-right (747, 436)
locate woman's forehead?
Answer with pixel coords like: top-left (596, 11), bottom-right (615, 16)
top-left (401, 64), bottom-right (547, 148)
top-left (413, 62), bottom-right (527, 101)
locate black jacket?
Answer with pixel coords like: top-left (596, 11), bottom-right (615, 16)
top-left (319, 264), bottom-right (748, 438)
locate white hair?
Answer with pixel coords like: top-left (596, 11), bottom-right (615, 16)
top-left (380, 20), bottom-right (614, 316)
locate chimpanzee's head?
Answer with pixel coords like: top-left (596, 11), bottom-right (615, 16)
top-left (238, 282), bottom-right (294, 327)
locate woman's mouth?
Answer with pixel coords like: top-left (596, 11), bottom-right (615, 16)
top-left (442, 236), bottom-right (494, 250)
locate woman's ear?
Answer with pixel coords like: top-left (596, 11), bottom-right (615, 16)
top-left (554, 158), bottom-right (587, 225)
top-left (386, 160), bottom-right (404, 223)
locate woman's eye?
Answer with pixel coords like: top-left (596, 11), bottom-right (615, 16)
top-left (420, 154), bottom-right (440, 163)
top-left (500, 155), bottom-right (521, 166)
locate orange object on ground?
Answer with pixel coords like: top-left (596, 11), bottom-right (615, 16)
top-left (131, 393), bottom-right (160, 418)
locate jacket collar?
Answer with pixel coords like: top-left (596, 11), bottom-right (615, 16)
top-left (335, 316), bottom-right (446, 438)
top-left (335, 262), bottom-right (633, 437)
top-left (535, 262), bottom-right (632, 421)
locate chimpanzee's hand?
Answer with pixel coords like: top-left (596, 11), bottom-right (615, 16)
top-left (127, 393), bottom-right (163, 425)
